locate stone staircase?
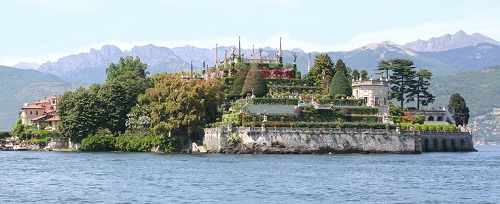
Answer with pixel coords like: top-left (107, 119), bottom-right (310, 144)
top-left (191, 142), bottom-right (207, 154)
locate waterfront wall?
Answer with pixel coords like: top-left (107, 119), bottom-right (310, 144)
top-left (204, 126), bottom-right (475, 154)
top-left (204, 127), bottom-right (420, 154)
top-left (421, 131), bottom-right (475, 152)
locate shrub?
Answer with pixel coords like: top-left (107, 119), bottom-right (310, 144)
top-left (82, 136), bottom-right (117, 151)
top-left (421, 124), bottom-right (429, 131)
top-left (413, 123), bottom-right (421, 130)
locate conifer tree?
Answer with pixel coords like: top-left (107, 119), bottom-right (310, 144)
top-left (406, 69), bottom-right (435, 109)
top-left (230, 65), bottom-right (250, 97)
top-left (352, 69), bottom-right (360, 81)
top-left (241, 67), bottom-right (268, 97)
top-left (329, 68), bottom-right (352, 98)
top-left (448, 93), bottom-right (470, 127)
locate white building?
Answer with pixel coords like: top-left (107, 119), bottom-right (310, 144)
top-left (352, 77), bottom-right (389, 116)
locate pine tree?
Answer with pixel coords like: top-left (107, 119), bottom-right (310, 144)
top-left (406, 69), bottom-right (435, 109)
top-left (384, 58), bottom-right (417, 107)
top-left (242, 67), bottom-right (268, 97)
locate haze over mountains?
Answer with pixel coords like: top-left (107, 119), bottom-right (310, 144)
top-left (2, 30), bottom-right (500, 131)
top-left (404, 30), bottom-right (500, 52)
top-left (11, 30), bottom-right (500, 85)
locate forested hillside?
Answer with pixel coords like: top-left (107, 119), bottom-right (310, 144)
top-left (430, 65), bottom-right (500, 117)
top-left (0, 66), bottom-right (84, 130)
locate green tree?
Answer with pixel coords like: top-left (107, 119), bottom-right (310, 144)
top-left (242, 67), bottom-right (268, 97)
top-left (146, 73), bottom-right (223, 139)
top-left (383, 58), bottom-right (417, 107)
top-left (230, 65), bottom-right (250, 97)
top-left (360, 70), bottom-right (369, 80)
top-left (448, 93), bottom-right (470, 127)
top-left (376, 60), bottom-right (391, 80)
top-left (305, 54), bottom-right (334, 86)
top-left (59, 56), bottom-right (149, 142)
top-left (104, 56), bottom-right (148, 135)
top-left (106, 56), bottom-right (148, 81)
top-left (329, 69), bottom-right (352, 98)
top-left (406, 69), bottom-right (435, 109)
top-left (352, 69), bottom-right (360, 81)
top-left (58, 85), bottom-right (105, 143)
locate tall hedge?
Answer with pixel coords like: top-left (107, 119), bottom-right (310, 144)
top-left (230, 65), bottom-right (250, 97)
top-left (329, 69), bottom-right (352, 98)
top-left (242, 67), bottom-right (268, 97)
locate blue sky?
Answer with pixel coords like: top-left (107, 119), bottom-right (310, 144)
top-left (1, 0), bottom-right (499, 66)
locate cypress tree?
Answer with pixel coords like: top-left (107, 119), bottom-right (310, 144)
top-left (230, 65), bottom-right (250, 97)
top-left (242, 67), bottom-right (268, 97)
top-left (329, 69), bottom-right (352, 98)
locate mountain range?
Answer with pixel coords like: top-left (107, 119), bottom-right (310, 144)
top-left (12, 30), bottom-right (500, 84)
top-left (2, 30), bottom-right (500, 131)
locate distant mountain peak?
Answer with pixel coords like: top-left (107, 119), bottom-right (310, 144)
top-left (12, 62), bottom-right (40, 70)
top-left (404, 30), bottom-right (500, 52)
top-left (354, 41), bottom-right (418, 56)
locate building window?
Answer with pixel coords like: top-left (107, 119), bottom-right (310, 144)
top-left (363, 97), bottom-right (368, 105)
top-left (30, 111), bottom-right (32, 115)
top-left (375, 97), bottom-right (379, 106)
top-left (36, 111), bottom-right (38, 115)
top-left (384, 97), bottom-right (387, 105)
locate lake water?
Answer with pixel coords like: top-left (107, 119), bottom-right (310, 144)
top-left (1, 145), bottom-right (499, 203)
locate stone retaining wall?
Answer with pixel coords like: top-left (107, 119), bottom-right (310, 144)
top-left (204, 127), bottom-right (474, 154)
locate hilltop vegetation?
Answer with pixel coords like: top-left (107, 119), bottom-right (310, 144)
top-left (430, 65), bottom-right (500, 117)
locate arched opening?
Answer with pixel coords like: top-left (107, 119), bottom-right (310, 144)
top-left (428, 116), bottom-right (435, 121)
top-left (433, 139), bottom-right (439, 152)
top-left (451, 139), bottom-right (458, 152)
top-left (460, 139), bottom-right (465, 151)
top-left (424, 139), bottom-right (430, 152)
top-left (442, 139), bottom-right (448, 152)
top-left (437, 116), bottom-right (444, 121)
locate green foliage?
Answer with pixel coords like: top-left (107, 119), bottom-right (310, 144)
top-left (0, 131), bottom-right (11, 139)
top-left (391, 116), bottom-right (402, 124)
top-left (106, 56), bottom-right (148, 82)
top-left (412, 114), bottom-right (425, 124)
top-left (82, 135), bottom-right (183, 152)
top-left (383, 58), bottom-right (417, 107)
top-left (230, 65), bottom-right (250, 97)
top-left (388, 101), bottom-right (404, 116)
top-left (227, 133), bottom-right (242, 146)
top-left (352, 69), bottom-right (360, 80)
top-left (147, 73), bottom-right (224, 139)
top-left (331, 107), bottom-right (378, 115)
top-left (59, 56), bottom-right (149, 142)
top-left (360, 70), bottom-right (369, 80)
top-left (448, 93), bottom-right (470, 127)
top-left (82, 136), bottom-right (117, 151)
top-left (306, 54), bottom-right (334, 86)
top-left (222, 113), bottom-right (241, 126)
top-left (247, 98), bottom-right (298, 105)
top-left (31, 137), bottom-right (52, 147)
top-left (329, 68), bottom-right (352, 97)
top-left (11, 124), bottom-right (36, 139)
top-left (319, 99), bottom-right (363, 106)
top-left (242, 67), bottom-right (268, 97)
top-left (406, 69), bottom-right (435, 109)
top-left (430, 66), bottom-right (500, 117)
